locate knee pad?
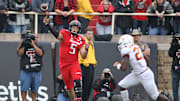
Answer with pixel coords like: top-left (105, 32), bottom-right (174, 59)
top-left (74, 80), bottom-right (82, 98)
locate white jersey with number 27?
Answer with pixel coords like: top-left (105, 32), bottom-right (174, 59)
top-left (121, 44), bottom-right (147, 74)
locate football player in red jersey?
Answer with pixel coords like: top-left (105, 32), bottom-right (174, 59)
top-left (43, 16), bottom-right (90, 101)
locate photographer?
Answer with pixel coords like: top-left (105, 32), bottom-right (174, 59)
top-left (168, 34), bottom-right (180, 101)
top-left (56, 74), bottom-right (70, 101)
top-left (17, 31), bottom-right (43, 101)
top-left (93, 68), bottom-right (120, 101)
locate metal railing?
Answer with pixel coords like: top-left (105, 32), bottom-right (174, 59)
top-left (4, 11), bottom-right (178, 34)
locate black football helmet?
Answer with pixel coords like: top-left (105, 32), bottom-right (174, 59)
top-left (69, 20), bottom-right (81, 35)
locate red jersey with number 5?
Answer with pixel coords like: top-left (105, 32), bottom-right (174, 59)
top-left (59, 29), bottom-right (85, 67)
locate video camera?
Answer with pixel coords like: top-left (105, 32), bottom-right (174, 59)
top-left (21, 30), bottom-right (35, 47)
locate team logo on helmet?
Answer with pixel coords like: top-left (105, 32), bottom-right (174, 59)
top-left (117, 34), bottom-right (134, 51)
top-left (69, 20), bottom-right (81, 35)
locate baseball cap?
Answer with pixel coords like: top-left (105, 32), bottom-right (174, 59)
top-left (103, 68), bottom-right (111, 73)
top-left (130, 29), bottom-right (142, 36)
top-left (174, 33), bottom-right (180, 38)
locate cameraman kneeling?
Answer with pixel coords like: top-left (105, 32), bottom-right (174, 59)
top-left (93, 68), bottom-right (122, 101)
top-left (17, 32), bottom-right (43, 101)
top-left (56, 74), bottom-right (70, 101)
top-left (168, 34), bottom-right (180, 101)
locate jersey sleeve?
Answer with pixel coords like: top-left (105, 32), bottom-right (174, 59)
top-left (121, 47), bottom-right (131, 57)
top-left (59, 29), bottom-right (67, 39)
top-left (79, 36), bottom-right (85, 48)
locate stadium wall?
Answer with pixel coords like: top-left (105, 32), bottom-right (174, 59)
top-left (0, 34), bottom-right (175, 100)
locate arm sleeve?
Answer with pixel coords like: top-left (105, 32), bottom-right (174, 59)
top-left (121, 47), bottom-right (130, 57)
top-left (9, 1), bottom-right (18, 11)
top-left (147, 4), bottom-right (155, 13)
top-left (32, 0), bottom-right (41, 12)
top-left (164, 2), bottom-right (174, 14)
top-left (97, 4), bottom-right (104, 13)
top-left (71, 0), bottom-right (77, 11)
top-left (129, 0), bottom-right (135, 13)
top-left (25, 0), bottom-right (32, 12)
top-left (108, 4), bottom-right (115, 13)
top-left (93, 79), bottom-right (103, 91)
top-left (110, 79), bottom-right (116, 91)
top-left (168, 45), bottom-right (177, 57)
top-left (48, 0), bottom-right (54, 12)
top-left (45, 24), bottom-right (60, 38)
top-left (79, 37), bottom-right (85, 48)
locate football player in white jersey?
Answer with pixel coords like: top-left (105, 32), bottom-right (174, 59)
top-left (113, 35), bottom-right (168, 101)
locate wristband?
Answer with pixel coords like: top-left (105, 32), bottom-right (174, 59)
top-left (117, 63), bottom-right (121, 70)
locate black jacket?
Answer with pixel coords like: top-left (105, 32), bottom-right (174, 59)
top-left (168, 39), bottom-right (180, 71)
top-left (57, 78), bottom-right (69, 98)
top-left (114, 0), bottom-right (135, 30)
top-left (93, 78), bottom-right (116, 101)
top-left (9, 0), bottom-right (31, 22)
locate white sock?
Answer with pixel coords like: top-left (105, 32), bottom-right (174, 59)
top-left (120, 90), bottom-right (130, 101)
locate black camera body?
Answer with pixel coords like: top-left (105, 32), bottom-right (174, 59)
top-left (104, 73), bottom-right (111, 80)
top-left (21, 31), bottom-right (35, 47)
top-left (172, 35), bottom-right (180, 46)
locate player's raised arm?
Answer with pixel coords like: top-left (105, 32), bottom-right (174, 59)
top-left (43, 16), bottom-right (63, 41)
top-left (113, 55), bottom-right (129, 71)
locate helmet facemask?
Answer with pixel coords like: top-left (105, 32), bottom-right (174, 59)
top-left (69, 20), bottom-right (81, 36)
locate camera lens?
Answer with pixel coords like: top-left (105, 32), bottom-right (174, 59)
top-left (104, 73), bottom-right (110, 79)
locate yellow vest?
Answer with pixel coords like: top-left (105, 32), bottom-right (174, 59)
top-left (79, 38), bottom-right (97, 67)
top-left (77, 0), bottom-right (94, 20)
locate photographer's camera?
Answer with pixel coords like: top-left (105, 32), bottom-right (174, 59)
top-left (172, 34), bottom-right (180, 46)
top-left (104, 73), bottom-right (111, 80)
top-left (21, 31), bottom-right (35, 47)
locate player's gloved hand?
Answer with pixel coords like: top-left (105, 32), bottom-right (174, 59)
top-left (113, 61), bottom-right (121, 70)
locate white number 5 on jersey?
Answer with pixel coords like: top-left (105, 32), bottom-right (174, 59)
top-left (69, 43), bottom-right (77, 54)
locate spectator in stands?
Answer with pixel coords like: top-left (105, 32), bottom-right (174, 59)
top-left (16, 31), bottom-right (44, 101)
top-left (56, 74), bottom-right (70, 101)
top-left (96, 0), bottom-right (114, 35)
top-left (132, 0), bottom-right (152, 35)
top-left (130, 29), bottom-right (150, 56)
top-left (93, 68), bottom-right (122, 101)
top-left (147, 0), bottom-right (173, 35)
top-left (32, 0), bottom-right (54, 33)
top-left (0, 0), bottom-right (7, 33)
top-left (168, 34), bottom-right (180, 101)
top-left (54, 0), bottom-right (76, 31)
top-left (77, 0), bottom-right (94, 34)
top-left (172, 0), bottom-right (180, 35)
top-left (8, 0), bottom-right (31, 34)
top-left (114, 0), bottom-right (135, 34)
top-left (79, 28), bottom-right (97, 101)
